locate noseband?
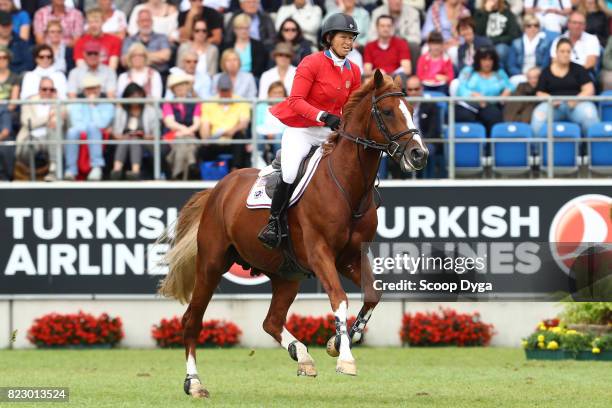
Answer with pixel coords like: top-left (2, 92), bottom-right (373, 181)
top-left (337, 91), bottom-right (420, 159)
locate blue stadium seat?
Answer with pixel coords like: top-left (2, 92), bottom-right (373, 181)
top-left (444, 122), bottom-right (486, 176)
top-left (491, 122), bottom-right (533, 176)
top-left (587, 122), bottom-right (612, 175)
top-left (538, 122), bottom-right (581, 175)
top-left (600, 90), bottom-right (612, 122)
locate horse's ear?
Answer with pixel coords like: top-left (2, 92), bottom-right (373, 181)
top-left (373, 69), bottom-right (384, 89)
top-left (393, 74), bottom-right (403, 90)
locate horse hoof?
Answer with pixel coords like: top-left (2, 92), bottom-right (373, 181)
top-left (336, 359), bottom-right (357, 376)
top-left (326, 335), bottom-right (339, 357)
top-left (189, 382), bottom-right (210, 399)
top-left (297, 361), bottom-right (317, 377)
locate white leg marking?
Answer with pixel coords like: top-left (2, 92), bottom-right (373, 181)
top-left (280, 327), bottom-right (312, 363)
top-left (186, 355), bottom-right (199, 376)
top-left (335, 301), bottom-right (354, 361)
top-left (399, 100), bottom-right (426, 151)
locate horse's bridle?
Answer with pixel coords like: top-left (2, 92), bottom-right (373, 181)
top-left (336, 91), bottom-right (421, 160)
top-left (328, 90), bottom-right (421, 219)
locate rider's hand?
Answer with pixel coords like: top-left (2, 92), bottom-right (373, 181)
top-left (322, 112), bottom-right (341, 130)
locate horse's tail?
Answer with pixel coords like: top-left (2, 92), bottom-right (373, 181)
top-left (158, 190), bottom-right (211, 304)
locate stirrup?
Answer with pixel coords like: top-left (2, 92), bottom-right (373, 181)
top-left (258, 217), bottom-right (282, 249)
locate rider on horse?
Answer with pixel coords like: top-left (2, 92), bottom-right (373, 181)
top-left (257, 13), bottom-right (362, 249)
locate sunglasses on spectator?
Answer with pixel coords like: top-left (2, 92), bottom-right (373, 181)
top-left (282, 27), bottom-right (297, 32)
top-left (525, 24), bottom-right (539, 28)
top-left (0, 55), bottom-right (8, 60)
top-left (37, 54), bottom-right (53, 59)
top-left (184, 59), bottom-right (197, 63)
top-left (406, 87), bottom-right (421, 92)
top-left (276, 53), bottom-right (292, 58)
top-left (194, 28), bottom-right (207, 33)
top-left (39, 87), bottom-right (56, 92)
top-left (86, 51), bottom-right (100, 56)
top-left (47, 29), bottom-right (62, 34)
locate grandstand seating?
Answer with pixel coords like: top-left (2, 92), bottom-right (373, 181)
top-left (491, 122), bottom-right (533, 177)
top-left (443, 122), bottom-right (486, 176)
top-left (587, 122), bottom-right (612, 176)
top-left (538, 122), bottom-right (581, 175)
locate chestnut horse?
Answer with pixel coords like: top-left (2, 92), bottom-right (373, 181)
top-left (158, 70), bottom-right (428, 398)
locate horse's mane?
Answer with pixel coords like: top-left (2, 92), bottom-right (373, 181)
top-left (325, 75), bottom-right (398, 147)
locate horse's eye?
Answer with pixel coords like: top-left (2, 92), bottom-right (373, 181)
top-left (382, 109), bottom-right (393, 117)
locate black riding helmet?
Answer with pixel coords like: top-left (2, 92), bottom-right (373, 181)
top-left (320, 13), bottom-right (360, 48)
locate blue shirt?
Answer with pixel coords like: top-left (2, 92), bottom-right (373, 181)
top-left (457, 66), bottom-right (515, 97)
top-left (68, 102), bottom-right (115, 130)
top-left (11, 11), bottom-right (30, 38)
top-left (238, 43), bottom-right (252, 73)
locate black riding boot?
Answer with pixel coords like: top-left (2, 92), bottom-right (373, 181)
top-left (257, 180), bottom-right (290, 249)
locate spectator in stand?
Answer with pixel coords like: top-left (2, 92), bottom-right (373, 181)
top-left (117, 43), bottom-right (163, 98)
top-left (364, 15), bottom-right (411, 78)
top-left (33, 0), bottom-right (84, 47)
top-left (421, 0), bottom-right (471, 63)
top-left (67, 41), bottom-right (117, 97)
top-left (577, 0), bottom-right (610, 47)
top-left (222, 13), bottom-right (268, 78)
top-left (177, 17), bottom-right (219, 78)
top-left (0, 11), bottom-right (32, 74)
top-left (15, 77), bottom-right (65, 182)
top-left (74, 8), bottom-right (121, 71)
top-left (65, 75), bottom-right (114, 181)
top-left (503, 67), bottom-right (541, 123)
top-left (162, 73), bottom-right (201, 180)
top-left (507, 14), bottom-right (552, 79)
top-left (128, 0), bottom-right (179, 42)
top-left (20, 45), bottom-right (68, 99)
top-left (212, 48), bottom-right (256, 98)
top-left (368, 0), bottom-right (421, 62)
top-left (456, 47), bottom-right (514, 134)
top-left (550, 11), bottom-right (601, 72)
top-left (98, 0), bottom-right (128, 39)
top-left (416, 31), bottom-right (454, 93)
top-left (178, 0), bottom-right (224, 45)
top-left (602, 37), bottom-right (612, 90)
top-left (0, 45), bottom-right (16, 180)
top-left (473, 0), bottom-right (523, 16)
top-left (524, 0), bottom-right (572, 34)
top-left (110, 83), bottom-right (159, 180)
top-left (393, 75), bottom-right (441, 179)
top-left (121, 8), bottom-right (171, 74)
top-left (258, 42), bottom-right (296, 99)
top-left (323, 0), bottom-right (370, 49)
top-left (225, 0), bottom-right (276, 51)
top-left (255, 80), bottom-right (286, 163)
top-left (0, 0), bottom-right (30, 42)
top-left (167, 49), bottom-right (212, 98)
top-left (199, 73), bottom-right (251, 170)
top-left (532, 38), bottom-right (599, 135)
top-left (44, 21), bottom-right (74, 74)
top-left (276, 17), bottom-right (313, 66)
top-left (474, 0), bottom-right (521, 71)
top-left (456, 16), bottom-right (492, 72)
top-left (275, 0), bottom-right (322, 46)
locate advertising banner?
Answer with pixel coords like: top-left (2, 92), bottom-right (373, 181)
top-left (1, 182), bottom-right (610, 298)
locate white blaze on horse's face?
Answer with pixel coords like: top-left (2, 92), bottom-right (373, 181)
top-left (399, 100), bottom-right (425, 151)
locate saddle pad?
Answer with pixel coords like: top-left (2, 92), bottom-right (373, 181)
top-left (246, 146), bottom-right (323, 209)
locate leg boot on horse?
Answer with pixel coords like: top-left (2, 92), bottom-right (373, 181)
top-left (257, 180), bottom-right (290, 249)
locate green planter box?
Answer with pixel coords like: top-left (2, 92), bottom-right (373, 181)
top-left (37, 343), bottom-right (115, 350)
top-left (575, 351), bottom-right (598, 361)
top-left (524, 349), bottom-right (572, 360)
top-left (596, 351), bottom-right (612, 361)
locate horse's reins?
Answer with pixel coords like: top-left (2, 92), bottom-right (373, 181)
top-left (328, 91), bottom-right (421, 219)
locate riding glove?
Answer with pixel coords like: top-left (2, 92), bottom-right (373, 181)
top-left (321, 112), bottom-right (341, 130)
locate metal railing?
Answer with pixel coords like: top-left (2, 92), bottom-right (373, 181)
top-left (1, 94), bottom-right (611, 180)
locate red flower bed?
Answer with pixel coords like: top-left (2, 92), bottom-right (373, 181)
top-left (285, 313), bottom-right (360, 346)
top-left (151, 317), bottom-right (241, 348)
top-left (27, 311), bottom-right (123, 347)
top-left (400, 308), bottom-right (494, 347)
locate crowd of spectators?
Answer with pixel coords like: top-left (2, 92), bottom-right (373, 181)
top-left (0, 0), bottom-right (610, 181)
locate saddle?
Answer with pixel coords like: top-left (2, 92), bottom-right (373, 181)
top-left (251, 146), bottom-right (320, 281)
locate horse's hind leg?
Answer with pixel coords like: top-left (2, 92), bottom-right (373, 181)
top-left (182, 243), bottom-right (229, 399)
top-left (262, 274), bottom-right (317, 377)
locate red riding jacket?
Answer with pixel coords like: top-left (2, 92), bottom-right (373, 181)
top-left (270, 50), bottom-right (362, 128)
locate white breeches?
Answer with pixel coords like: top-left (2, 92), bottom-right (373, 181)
top-left (280, 126), bottom-right (331, 183)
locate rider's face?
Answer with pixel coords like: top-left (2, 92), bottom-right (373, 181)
top-left (330, 32), bottom-right (354, 58)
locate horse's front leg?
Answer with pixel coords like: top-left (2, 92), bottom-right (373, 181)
top-left (327, 257), bottom-right (380, 357)
top-left (306, 243), bottom-right (357, 376)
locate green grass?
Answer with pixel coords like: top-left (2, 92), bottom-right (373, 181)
top-left (1, 348), bottom-right (611, 407)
